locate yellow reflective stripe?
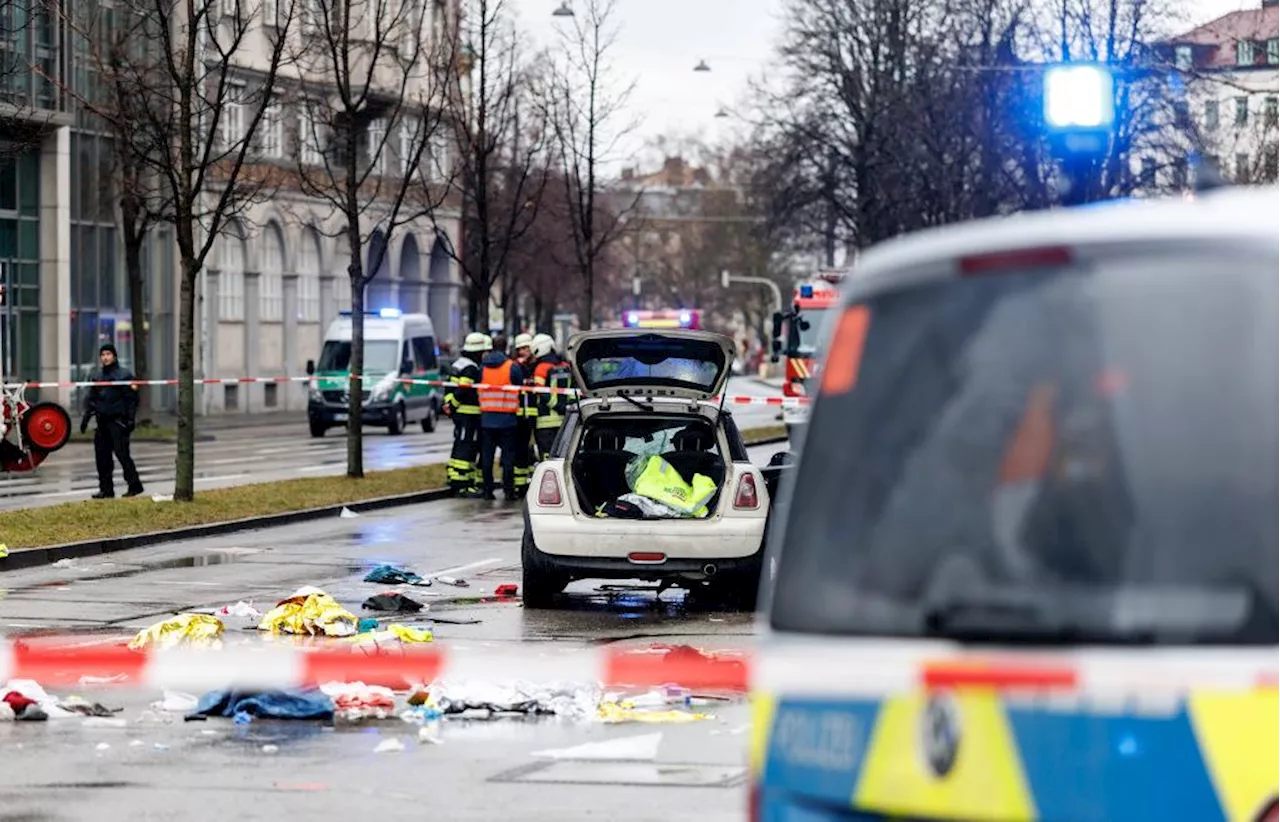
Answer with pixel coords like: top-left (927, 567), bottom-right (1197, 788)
top-left (1189, 690), bottom-right (1280, 822)
top-left (533, 376), bottom-right (547, 386)
top-left (455, 406), bottom-right (481, 415)
top-left (455, 377), bottom-right (475, 385)
top-left (852, 692), bottom-right (1035, 819)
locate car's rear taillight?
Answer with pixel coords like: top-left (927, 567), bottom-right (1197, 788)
top-left (1256, 799), bottom-right (1278, 822)
top-left (537, 470), bottom-right (563, 506)
top-left (734, 473), bottom-right (760, 509)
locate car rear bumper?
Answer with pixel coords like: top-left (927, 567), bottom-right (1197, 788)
top-left (526, 509), bottom-right (766, 561)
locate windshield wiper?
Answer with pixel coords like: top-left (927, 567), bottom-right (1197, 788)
top-left (921, 597), bottom-right (1158, 645)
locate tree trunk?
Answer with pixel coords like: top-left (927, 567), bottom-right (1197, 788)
top-left (123, 226), bottom-right (150, 422)
top-left (174, 252), bottom-right (198, 501)
top-left (346, 255), bottom-right (365, 479)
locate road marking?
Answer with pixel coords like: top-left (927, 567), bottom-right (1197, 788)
top-left (424, 557), bottom-right (501, 580)
top-left (194, 474), bottom-right (249, 483)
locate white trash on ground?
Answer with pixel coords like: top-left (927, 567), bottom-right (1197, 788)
top-left (532, 732), bottom-right (663, 762)
top-left (427, 680), bottom-right (600, 721)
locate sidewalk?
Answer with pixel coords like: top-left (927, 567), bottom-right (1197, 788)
top-left (147, 410), bottom-right (309, 431)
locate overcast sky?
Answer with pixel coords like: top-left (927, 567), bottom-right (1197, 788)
top-left (509, 0), bottom-right (1268, 176)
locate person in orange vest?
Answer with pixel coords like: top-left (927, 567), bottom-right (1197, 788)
top-left (530, 333), bottom-right (572, 460)
top-left (478, 333), bottom-right (526, 501)
top-left (511, 332), bottom-right (537, 496)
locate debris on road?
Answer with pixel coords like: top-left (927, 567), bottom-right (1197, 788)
top-left (596, 702), bottom-right (712, 724)
top-left (153, 691), bottom-right (199, 713)
top-left (424, 680), bottom-right (600, 720)
top-left (339, 507), bottom-right (359, 518)
top-left (128, 613), bottom-right (225, 650)
top-left (364, 564), bottom-right (430, 586)
top-left (52, 558), bottom-right (79, 569)
top-left (373, 738), bottom-right (406, 753)
top-left (494, 584), bottom-right (518, 598)
top-left (320, 681), bottom-right (397, 721)
top-left (59, 696), bottom-right (121, 717)
top-left (361, 592), bottom-right (425, 613)
top-left (215, 600), bottom-right (264, 629)
top-left (344, 623), bottom-right (434, 648)
top-left (189, 688), bottom-right (336, 721)
top-left (432, 575), bottom-right (468, 588)
top-left (258, 586), bottom-right (358, 637)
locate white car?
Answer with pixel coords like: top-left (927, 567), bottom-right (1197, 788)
top-left (521, 329), bottom-right (771, 609)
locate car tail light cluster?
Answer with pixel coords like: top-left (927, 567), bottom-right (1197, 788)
top-left (1256, 799), bottom-right (1278, 822)
top-left (734, 473), bottom-right (760, 510)
top-left (537, 470), bottom-right (563, 506)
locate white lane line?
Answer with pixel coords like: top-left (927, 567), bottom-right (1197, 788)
top-left (423, 558), bottom-right (501, 580)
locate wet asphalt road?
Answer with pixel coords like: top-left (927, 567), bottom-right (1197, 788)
top-left (0, 441), bottom-right (788, 821)
top-left (0, 378), bottom-right (784, 511)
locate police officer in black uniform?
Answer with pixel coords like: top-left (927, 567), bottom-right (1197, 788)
top-left (81, 343), bottom-right (144, 499)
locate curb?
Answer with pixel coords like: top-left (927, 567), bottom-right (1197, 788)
top-left (0, 487), bottom-right (454, 572)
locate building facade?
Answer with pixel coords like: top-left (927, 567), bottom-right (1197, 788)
top-left (1144, 0), bottom-right (1280, 190)
top-left (2, 0), bottom-right (467, 416)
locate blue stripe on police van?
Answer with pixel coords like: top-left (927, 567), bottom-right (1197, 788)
top-left (762, 698), bottom-right (880, 809)
top-left (1007, 706), bottom-right (1226, 822)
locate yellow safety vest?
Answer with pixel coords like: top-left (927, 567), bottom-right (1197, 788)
top-left (632, 455), bottom-right (717, 516)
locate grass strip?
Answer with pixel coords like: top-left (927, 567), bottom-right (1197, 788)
top-left (0, 464), bottom-right (448, 549)
top-left (1, 424), bottom-right (787, 550)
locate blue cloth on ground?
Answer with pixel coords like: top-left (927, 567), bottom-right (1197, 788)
top-left (190, 689), bottom-right (335, 720)
top-left (364, 564), bottom-right (425, 585)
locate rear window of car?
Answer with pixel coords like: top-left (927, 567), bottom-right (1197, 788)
top-left (769, 250), bottom-right (1278, 645)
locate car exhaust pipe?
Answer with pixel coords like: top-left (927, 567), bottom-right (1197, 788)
top-left (702, 563), bottom-right (717, 577)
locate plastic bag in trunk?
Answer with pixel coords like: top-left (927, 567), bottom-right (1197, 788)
top-left (625, 455), bottom-right (717, 517)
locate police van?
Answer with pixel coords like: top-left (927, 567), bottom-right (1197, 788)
top-left (750, 187), bottom-right (1278, 822)
top-left (305, 309), bottom-right (443, 437)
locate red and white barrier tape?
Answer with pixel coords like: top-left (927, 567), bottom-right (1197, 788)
top-left (0, 639), bottom-right (1272, 694)
top-left (1, 376), bottom-right (811, 406)
top-left (0, 641), bottom-right (749, 693)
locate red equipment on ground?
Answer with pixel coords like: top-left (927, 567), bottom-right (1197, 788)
top-left (0, 282), bottom-right (72, 472)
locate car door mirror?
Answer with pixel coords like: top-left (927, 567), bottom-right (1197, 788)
top-left (400, 359), bottom-right (414, 376)
top-left (305, 359), bottom-right (315, 375)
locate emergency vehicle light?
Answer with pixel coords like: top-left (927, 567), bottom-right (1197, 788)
top-left (1044, 63), bottom-right (1114, 130)
top-left (679, 310), bottom-right (692, 326)
top-left (379, 308), bottom-right (402, 319)
top-left (626, 311), bottom-right (640, 326)
top-left (799, 285), bottom-right (814, 298)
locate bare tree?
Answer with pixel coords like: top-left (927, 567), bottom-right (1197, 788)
top-left (291, 0), bottom-right (455, 477)
top-left (544, 0), bottom-right (637, 328)
top-left (439, 0), bottom-right (551, 332)
top-left (68, 0), bottom-right (299, 500)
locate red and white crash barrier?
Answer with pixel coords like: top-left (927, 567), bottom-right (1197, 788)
top-left (1, 375), bottom-right (810, 405)
top-left (0, 639), bottom-right (1272, 695)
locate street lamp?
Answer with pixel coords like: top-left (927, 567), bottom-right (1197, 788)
top-left (552, 1), bottom-right (574, 17)
top-left (721, 269), bottom-right (781, 317)
top-left (693, 60), bottom-right (711, 72)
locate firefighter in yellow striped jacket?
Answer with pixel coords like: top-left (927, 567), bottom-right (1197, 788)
top-left (512, 333), bottom-right (537, 497)
top-left (443, 332), bottom-right (489, 497)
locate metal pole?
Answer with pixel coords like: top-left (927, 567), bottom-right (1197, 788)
top-left (723, 270), bottom-right (782, 316)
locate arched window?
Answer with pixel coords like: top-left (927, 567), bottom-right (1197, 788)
top-left (217, 224), bottom-right (247, 321)
top-left (297, 228), bottom-right (321, 322)
top-left (260, 223), bottom-right (285, 321)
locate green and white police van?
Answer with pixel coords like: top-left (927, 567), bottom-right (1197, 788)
top-left (305, 309), bottom-right (442, 438)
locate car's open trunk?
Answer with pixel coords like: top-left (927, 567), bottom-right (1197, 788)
top-left (570, 414), bottom-right (726, 519)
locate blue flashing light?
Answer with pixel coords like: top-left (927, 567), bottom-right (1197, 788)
top-left (1044, 64), bottom-right (1115, 130)
top-left (378, 307), bottom-right (402, 319)
top-left (679, 310), bottom-right (692, 326)
top-left (626, 311), bottom-right (640, 326)
top-left (799, 285), bottom-right (814, 298)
